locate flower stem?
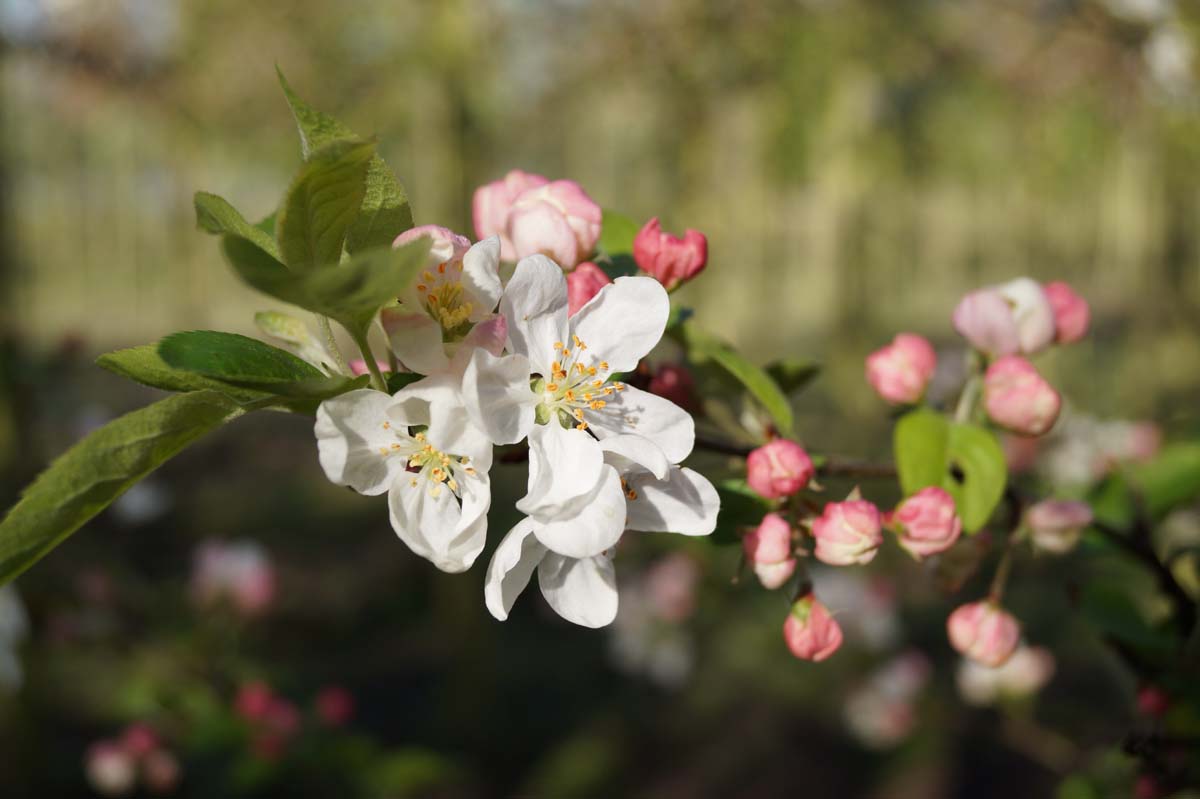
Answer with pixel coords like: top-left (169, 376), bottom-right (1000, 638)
top-left (352, 332), bottom-right (388, 393)
top-left (955, 368), bottom-right (982, 424)
top-left (988, 533), bottom-right (1018, 603)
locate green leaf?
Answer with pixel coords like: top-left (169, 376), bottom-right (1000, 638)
top-left (598, 209), bottom-right (641, 256)
top-left (277, 67), bottom-right (413, 253)
top-left (194, 192), bottom-right (280, 260)
top-left (1127, 442), bottom-right (1200, 518)
top-left (97, 345), bottom-right (269, 404)
top-left (681, 324), bottom-right (794, 437)
top-left (158, 331), bottom-right (324, 385)
top-left (0, 392), bottom-right (243, 584)
top-left (386, 372), bottom-right (424, 394)
top-left (223, 235), bottom-right (430, 340)
top-left (711, 479), bottom-right (774, 545)
top-left (766, 358), bottom-right (821, 396)
top-left (277, 138), bottom-right (375, 271)
top-left (894, 409), bottom-right (1006, 533)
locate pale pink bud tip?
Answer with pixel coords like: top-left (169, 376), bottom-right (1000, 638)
top-left (393, 224), bottom-right (471, 266)
top-left (746, 439), bottom-right (815, 500)
top-left (566, 261), bottom-right (612, 316)
top-left (1042, 281), bottom-right (1090, 344)
top-left (783, 595), bottom-right (843, 661)
top-left (633, 217), bottom-right (708, 291)
top-left (953, 278), bottom-right (1055, 357)
top-left (1025, 499), bottom-right (1093, 554)
top-left (891, 486), bottom-right (962, 559)
top-left (348, 359), bottom-right (391, 377)
top-left (983, 355), bottom-right (1061, 436)
top-left (812, 499), bottom-right (883, 566)
top-left (865, 333), bottom-right (937, 405)
top-left (507, 180), bottom-right (602, 268)
top-left (743, 513), bottom-right (797, 590)
top-left (946, 600), bottom-right (1020, 667)
top-left (472, 170), bottom-right (549, 260)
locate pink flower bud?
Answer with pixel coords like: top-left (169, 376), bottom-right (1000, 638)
top-left (996, 277), bottom-right (1056, 355)
top-left (1134, 775), bottom-right (1163, 799)
top-left (1136, 684), bottom-right (1171, 717)
top-left (890, 487), bottom-right (962, 559)
top-left (1025, 499), bottom-right (1093, 554)
top-left (507, 180), bottom-right (602, 268)
top-left (953, 278), bottom-right (1056, 356)
top-left (1042, 281), bottom-right (1090, 344)
top-left (142, 749), bottom-right (181, 794)
top-left (566, 261), bottom-right (612, 316)
top-left (234, 681), bottom-right (274, 722)
top-left (647, 363), bottom-right (698, 413)
top-left (472, 170), bottom-right (549, 260)
top-left (632, 217), bottom-right (708, 291)
top-left (120, 723), bottom-right (159, 759)
top-left (983, 355), bottom-right (1062, 436)
top-left (393, 224), bottom-right (471, 266)
top-left (946, 600), bottom-right (1020, 667)
top-left (315, 686), bottom-right (356, 727)
top-left (865, 333), bottom-right (937, 405)
top-left (812, 499), bottom-right (883, 566)
top-left (746, 439), bottom-right (815, 500)
top-left (743, 513), bottom-right (797, 589)
top-left (85, 741), bottom-right (136, 797)
top-left (348, 359), bottom-right (390, 377)
top-left (783, 595), bottom-right (843, 661)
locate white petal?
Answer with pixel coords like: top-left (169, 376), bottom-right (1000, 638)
top-left (598, 434), bottom-right (671, 481)
top-left (500, 255), bottom-right (569, 375)
top-left (538, 552), bottom-right (618, 628)
top-left (625, 466), bottom-right (719, 536)
top-left (389, 375), bottom-right (492, 464)
top-left (533, 465), bottom-right (626, 558)
top-left (380, 309), bottom-right (450, 375)
top-left (388, 474), bottom-right (464, 571)
top-left (484, 518), bottom-right (546, 621)
top-left (570, 276), bottom-right (669, 373)
top-left (461, 236), bottom-right (504, 321)
top-left (461, 348), bottom-right (537, 445)
top-left (517, 423), bottom-right (605, 520)
top-left (460, 314), bottom-right (508, 357)
top-left (314, 389), bottom-right (408, 495)
top-left (587, 385), bottom-right (695, 464)
top-left (997, 277), bottom-right (1056, 355)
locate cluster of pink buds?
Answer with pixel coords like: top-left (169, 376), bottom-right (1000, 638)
top-left (235, 681), bottom-right (303, 760)
top-left (946, 600), bottom-right (1021, 667)
top-left (84, 723), bottom-right (180, 796)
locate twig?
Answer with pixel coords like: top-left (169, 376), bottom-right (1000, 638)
top-left (1092, 520), bottom-right (1197, 641)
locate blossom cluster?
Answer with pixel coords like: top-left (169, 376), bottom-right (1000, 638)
top-left (298, 172), bottom-right (716, 628)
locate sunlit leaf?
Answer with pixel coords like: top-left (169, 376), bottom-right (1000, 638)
top-left (277, 138), bottom-right (375, 271)
top-left (682, 324), bottom-right (794, 437)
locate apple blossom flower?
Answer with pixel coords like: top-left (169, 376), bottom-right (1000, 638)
top-left (743, 513), bottom-right (797, 589)
top-left (844, 651), bottom-right (931, 748)
top-left (865, 333), bottom-right (936, 405)
top-left (812, 497), bottom-right (883, 566)
top-left (1042, 281), bottom-right (1090, 344)
top-left (888, 486), bottom-right (962, 559)
top-left (745, 439), bottom-right (814, 500)
top-left (472, 169), bottom-right (550, 260)
top-left (953, 277), bottom-right (1055, 357)
top-left (783, 594), bottom-right (843, 661)
top-left (485, 435), bottom-right (718, 628)
top-left (648, 363), bottom-right (698, 412)
top-left (983, 355), bottom-right (1062, 436)
top-left (191, 540), bottom-right (276, 615)
top-left (632, 217), bottom-right (708, 291)
top-left (506, 180), bottom-right (602, 268)
top-left (947, 600), bottom-right (1020, 667)
top-left (85, 740), bottom-right (136, 797)
top-left (956, 644), bottom-right (1055, 705)
top-left (1026, 499), bottom-right (1093, 554)
top-left (566, 261), bottom-right (612, 316)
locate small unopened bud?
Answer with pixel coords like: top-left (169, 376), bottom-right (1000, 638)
top-left (983, 355), bottom-right (1061, 436)
top-left (1136, 684), bottom-right (1171, 718)
top-left (393, 224), bottom-right (471, 266)
top-left (566, 261), bottom-right (612, 316)
top-left (119, 723), bottom-right (159, 759)
top-left (633, 217), bottom-right (708, 291)
top-left (889, 486), bottom-right (962, 559)
top-left (647, 363), bottom-right (698, 412)
top-left (865, 333), bottom-right (937, 405)
top-left (947, 600), bottom-right (1020, 667)
top-left (746, 439), bottom-right (814, 500)
top-left (742, 513), bottom-right (797, 589)
top-left (783, 594), bottom-right (843, 662)
top-left (234, 681), bottom-right (274, 722)
top-left (1025, 499), bottom-right (1093, 554)
top-left (811, 498), bottom-right (883, 566)
top-left (1042, 281), bottom-right (1090, 344)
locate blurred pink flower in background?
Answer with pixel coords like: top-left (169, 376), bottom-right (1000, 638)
top-left (811, 497), bottom-right (883, 566)
top-left (947, 601), bottom-right (1020, 667)
top-left (632, 217), bottom-right (708, 291)
top-left (953, 277), bottom-right (1056, 357)
top-left (472, 169), bottom-right (549, 259)
top-left (746, 439), bottom-right (814, 500)
top-left (85, 741), bottom-right (136, 797)
top-left (610, 554), bottom-right (701, 687)
top-left (234, 681), bottom-right (302, 760)
top-left (983, 355), bottom-right (1061, 436)
top-left (956, 644), bottom-right (1055, 705)
top-left (191, 540), bottom-right (276, 616)
top-left (85, 723), bottom-right (181, 797)
top-left (811, 570), bottom-right (901, 651)
top-left (743, 513), bottom-right (797, 590)
top-left (565, 261), bottom-right (612, 315)
top-left (315, 685), bottom-right (356, 728)
top-left (783, 594), bottom-right (843, 661)
top-left (647, 363), bottom-right (699, 413)
top-left (888, 486), bottom-right (962, 559)
top-left (1026, 499), bottom-right (1093, 554)
top-left (1042, 281), bottom-right (1090, 344)
top-left (865, 333), bottom-right (937, 405)
top-left (643, 552), bottom-right (702, 624)
top-left (844, 651), bottom-right (931, 748)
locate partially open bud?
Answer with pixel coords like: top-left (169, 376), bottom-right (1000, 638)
top-left (784, 595), bottom-right (843, 661)
top-left (947, 600), bottom-right (1020, 667)
top-left (566, 261), bottom-right (612, 316)
top-left (952, 278), bottom-right (1055, 357)
top-left (812, 498), bottom-right (883, 566)
top-left (1042, 281), bottom-right (1090, 344)
top-left (746, 439), bottom-right (814, 500)
top-left (648, 363), bottom-right (698, 412)
top-left (472, 169), bottom-right (549, 260)
top-left (889, 486), bottom-right (962, 559)
top-left (393, 224), bottom-right (471, 266)
top-left (1025, 499), bottom-right (1093, 554)
top-left (743, 513), bottom-right (797, 589)
top-left (983, 355), bottom-right (1061, 436)
top-left (996, 277), bottom-right (1056, 355)
top-left (507, 180), bottom-right (602, 268)
top-left (865, 333), bottom-right (937, 405)
top-left (633, 217), bottom-right (708, 291)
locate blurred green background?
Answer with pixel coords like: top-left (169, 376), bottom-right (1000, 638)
top-left (0, 0), bottom-right (1198, 797)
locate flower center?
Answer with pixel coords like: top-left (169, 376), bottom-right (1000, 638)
top-left (538, 335), bottom-right (626, 431)
top-left (415, 262), bottom-right (473, 333)
top-left (377, 424), bottom-right (475, 498)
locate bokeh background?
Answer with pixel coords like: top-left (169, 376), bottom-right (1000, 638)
top-left (0, 0), bottom-right (1198, 796)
